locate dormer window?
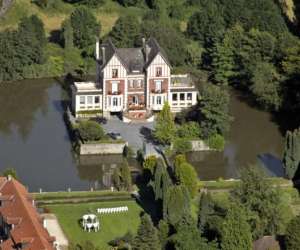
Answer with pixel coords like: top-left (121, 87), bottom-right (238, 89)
top-left (156, 67), bottom-right (162, 77)
top-left (112, 69), bottom-right (118, 78)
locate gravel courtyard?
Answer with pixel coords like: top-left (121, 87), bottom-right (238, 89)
top-left (102, 116), bottom-right (156, 153)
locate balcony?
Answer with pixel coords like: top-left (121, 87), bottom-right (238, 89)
top-left (108, 90), bottom-right (122, 95)
top-left (128, 103), bottom-right (146, 111)
top-left (151, 89), bottom-right (166, 94)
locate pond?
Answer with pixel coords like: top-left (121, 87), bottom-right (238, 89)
top-left (0, 79), bottom-right (285, 191)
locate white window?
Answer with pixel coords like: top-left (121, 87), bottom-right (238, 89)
top-left (132, 95), bottom-right (138, 105)
top-left (187, 93), bottom-right (192, 101)
top-left (113, 97), bottom-right (118, 106)
top-left (95, 96), bottom-right (100, 104)
top-left (112, 82), bottom-right (118, 94)
top-left (152, 96), bottom-right (155, 105)
top-left (155, 81), bottom-right (162, 92)
top-left (112, 69), bottom-right (118, 78)
top-left (80, 96), bottom-right (85, 105)
top-left (157, 96), bottom-right (162, 105)
top-left (129, 80), bottom-right (133, 88)
top-left (137, 79), bottom-right (142, 88)
top-left (87, 96), bottom-right (93, 105)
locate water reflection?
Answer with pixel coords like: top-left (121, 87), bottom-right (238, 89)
top-left (77, 155), bottom-right (124, 190)
top-left (0, 79), bottom-right (50, 139)
top-left (188, 89), bottom-right (285, 180)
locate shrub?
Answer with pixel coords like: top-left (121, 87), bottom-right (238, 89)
top-left (172, 137), bottom-right (192, 154)
top-left (176, 121), bottom-right (202, 139)
top-left (2, 168), bottom-right (18, 180)
top-left (285, 215), bottom-right (300, 250)
top-left (207, 134), bottom-right (225, 150)
top-left (77, 120), bottom-right (105, 142)
top-left (143, 155), bottom-right (157, 174)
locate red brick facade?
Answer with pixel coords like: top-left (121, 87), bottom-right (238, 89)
top-left (149, 78), bottom-right (169, 93)
top-left (105, 80), bottom-right (125, 95)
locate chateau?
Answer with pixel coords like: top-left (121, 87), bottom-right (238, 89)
top-left (72, 38), bottom-right (198, 121)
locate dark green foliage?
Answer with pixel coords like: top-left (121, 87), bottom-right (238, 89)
top-left (232, 167), bottom-right (284, 239)
top-left (77, 120), bottom-right (105, 142)
top-left (62, 19), bottom-right (74, 49)
top-left (151, 160), bottom-right (172, 201)
top-left (174, 156), bottom-right (198, 197)
top-left (163, 185), bottom-right (191, 226)
top-left (64, 0), bottom-right (105, 7)
top-left (132, 213), bottom-right (161, 250)
top-left (143, 155), bottom-right (157, 174)
top-left (198, 84), bottom-right (232, 138)
top-left (109, 231), bottom-right (134, 249)
top-left (154, 102), bottom-right (176, 145)
top-left (112, 160), bottom-right (132, 191)
top-left (220, 203), bottom-right (252, 250)
top-left (283, 129), bottom-right (300, 179)
top-left (170, 216), bottom-right (217, 250)
top-left (285, 215), bottom-right (300, 250)
top-left (0, 15), bottom-right (47, 82)
top-left (187, 3), bottom-right (225, 47)
top-left (70, 7), bottom-right (100, 49)
top-left (250, 62), bottom-right (282, 110)
top-left (117, 0), bottom-right (143, 7)
top-left (2, 168), bottom-right (18, 180)
top-left (198, 192), bottom-right (214, 232)
top-left (158, 219), bottom-right (169, 248)
top-left (109, 15), bottom-right (140, 48)
top-left (141, 20), bottom-right (188, 66)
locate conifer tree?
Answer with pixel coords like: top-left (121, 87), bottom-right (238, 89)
top-left (132, 214), bottom-right (161, 250)
top-left (283, 128), bottom-right (300, 179)
top-left (154, 102), bottom-right (176, 145)
top-left (220, 203), bottom-right (252, 250)
top-left (285, 215), bottom-right (300, 250)
top-left (198, 192), bottom-right (214, 232)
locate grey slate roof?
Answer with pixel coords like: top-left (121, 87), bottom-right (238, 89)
top-left (99, 38), bottom-right (171, 74)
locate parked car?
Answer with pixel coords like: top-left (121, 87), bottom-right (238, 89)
top-left (109, 132), bottom-right (122, 140)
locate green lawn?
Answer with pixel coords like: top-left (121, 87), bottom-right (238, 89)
top-left (46, 200), bottom-right (143, 250)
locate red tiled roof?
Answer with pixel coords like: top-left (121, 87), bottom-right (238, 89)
top-left (0, 177), bottom-right (55, 250)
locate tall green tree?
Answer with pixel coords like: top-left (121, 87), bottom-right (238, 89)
top-left (198, 84), bottom-right (232, 138)
top-left (198, 192), bottom-right (214, 232)
top-left (154, 102), bottom-right (176, 145)
top-left (174, 155), bottom-right (198, 198)
top-left (231, 167), bottom-right (284, 239)
top-left (285, 215), bottom-right (300, 250)
top-left (132, 214), bottom-right (161, 250)
top-left (109, 14), bottom-right (140, 48)
top-left (283, 128), bottom-right (300, 179)
top-left (62, 19), bottom-right (74, 50)
top-left (220, 203), bottom-right (252, 250)
top-left (163, 185), bottom-right (191, 226)
top-left (70, 6), bottom-right (100, 49)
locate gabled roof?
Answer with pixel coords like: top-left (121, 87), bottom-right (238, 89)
top-left (0, 177), bottom-right (55, 250)
top-left (99, 38), bottom-right (171, 74)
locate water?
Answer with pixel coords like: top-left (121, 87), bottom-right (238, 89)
top-left (187, 90), bottom-right (285, 180)
top-left (0, 79), bottom-right (285, 191)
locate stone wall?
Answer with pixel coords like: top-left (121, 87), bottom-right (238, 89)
top-left (80, 142), bottom-right (127, 155)
top-left (190, 140), bottom-right (210, 151)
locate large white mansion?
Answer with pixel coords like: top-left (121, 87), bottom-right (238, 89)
top-left (72, 38), bottom-right (198, 121)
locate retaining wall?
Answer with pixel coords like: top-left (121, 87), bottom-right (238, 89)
top-left (80, 142), bottom-right (127, 155)
top-left (190, 140), bottom-right (210, 151)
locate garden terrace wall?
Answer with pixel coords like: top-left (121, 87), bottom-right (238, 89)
top-left (191, 140), bottom-right (210, 151)
top-left (79, 141), bottom-right (128, 155)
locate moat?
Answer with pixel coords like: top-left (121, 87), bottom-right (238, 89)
top-left (0, 78), bottom-right (285, 191)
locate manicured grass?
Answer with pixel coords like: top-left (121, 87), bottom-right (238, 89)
top-left (46, 200), bottom-right (143, 249)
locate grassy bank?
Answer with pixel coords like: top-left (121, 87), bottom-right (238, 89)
top-left (45, 200), bottom-right (143, 249)
top-left (0, 0), bottom-right (145, 35)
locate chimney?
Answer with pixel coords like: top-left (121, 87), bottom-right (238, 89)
top-left (142, 38), bottom-right (149, 62)
top-left (101, 46), bottom-right (106, 65)
top-left (95, 37), bottom-right (100, 60)
top-left (43, 219), bottom-right (47, 229)
top-left (7, 175), bottom-right (12, 181)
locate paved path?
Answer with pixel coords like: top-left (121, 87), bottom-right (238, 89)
top-left (102, 116), bottom-right (161, 157)
top-left (42, 213), bottom-right (69, 250)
